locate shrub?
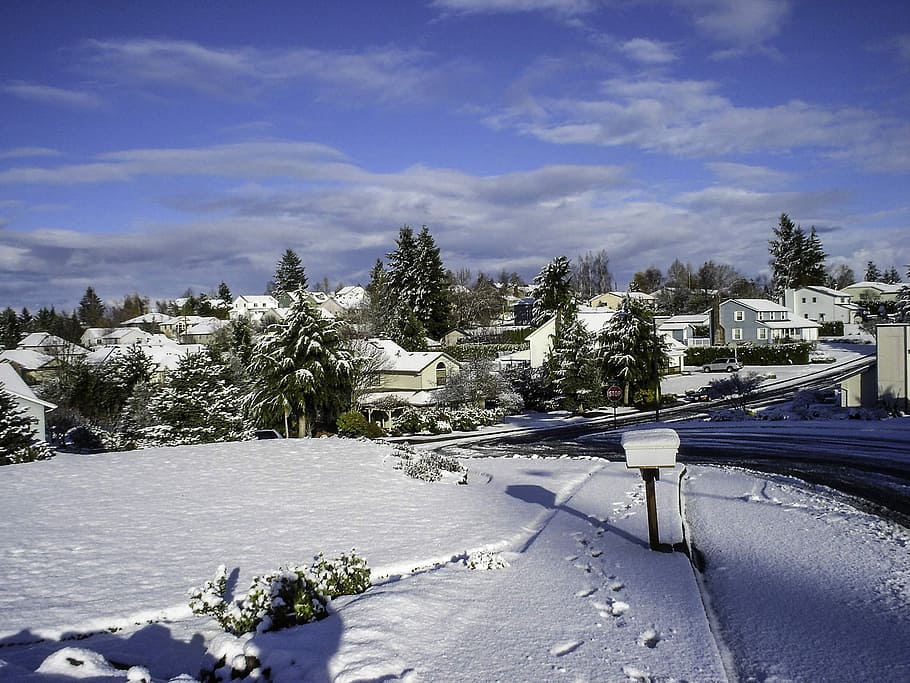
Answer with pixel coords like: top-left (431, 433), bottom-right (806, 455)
top-left (189, 552), bottom-right (371, 636)
top-left (337, 410), bottom-right (385, 438)
top-left (819, 320), bottom-right (844, 336)
top-left (391, 443), bottom-right (464, 482)
top-left (685, 343), bottom-right (811, 367)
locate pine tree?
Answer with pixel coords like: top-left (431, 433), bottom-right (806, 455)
top-left (246, 292), bottom-right (353, 437)
top-left (1, 308), bottom-right (21, 350)
top-left (898, 266), bottom-right (910, 322)
top-left (533, 256), bottom-right (575, 333)
top-left (365, 258), bottom-right (389, 336)
top-left (0, 387), bottom-right (53, 464)
top-left (270, 248), bottom-right (308, 294)
top-left (78, 287), bottom-right (106, 327)
top-left (883, 266), bottom-right (902, 284)
top-left (548, 311), bottom-right (602, 412)
top-left (217, 281), bottom-right (233, 305)
top-left (769, 214), bottom-right (826, 296)
top-left (865, 261), bottom-right (882, 282)
top-left (801, 227), bottom-right (827, 286)
top-left (596, 295), bottom-right (666, 404)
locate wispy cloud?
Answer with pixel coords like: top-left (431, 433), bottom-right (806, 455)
top-left (679, 0), bottom-right (791, 45)
top-left (486, 76), bottom-right (910, 171)
top-left (1, 82), bottom-right (103, 109)
top-left (707, 162), bottom-right (793, 189)
top-left (430, 0), bottom-right (599, 16)
top-left (0, 147), bottom-right (62, 159)
top-left (78, 38), bottom-right (464, 103)
top-left (619, 38), bottom-right (677, 65)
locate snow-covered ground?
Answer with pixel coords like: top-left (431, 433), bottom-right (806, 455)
top-left (1, 420), bottom-right (909, 682)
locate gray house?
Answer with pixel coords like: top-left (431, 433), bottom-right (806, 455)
top-left (718, 298), bottom-right (820, 345)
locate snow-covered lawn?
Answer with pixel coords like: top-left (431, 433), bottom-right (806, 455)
top-left (1, 425), bottom-right (909, 681)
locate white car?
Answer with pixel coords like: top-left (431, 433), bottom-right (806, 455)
top-left (702, 357), bottom-right (743, 372)
top-left (809, 350), bottom-right (836, 363)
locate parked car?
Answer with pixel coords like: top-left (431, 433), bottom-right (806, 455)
top-left (685, 385), bottom-right (721, 402)
top-left (809, 350), bottom-right (836, 363)
top-left (254, 429), bottom-right (283, 439)
top-left (702, 357), bottom-right (743, 372)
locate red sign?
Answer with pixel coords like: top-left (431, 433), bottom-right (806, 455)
top-left (607, 385), bottom-right (622, 402)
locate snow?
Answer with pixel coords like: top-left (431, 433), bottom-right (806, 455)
top-left (1, 420), bottom-right (909, 681)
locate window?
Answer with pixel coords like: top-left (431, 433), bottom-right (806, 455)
top-left (734, 310), bottom-right (745, 321)
top-left (732, 328), bottom-right (743, 341)
top-left (812, 297), bottom-right (817, 303)
top-left (436, 362), bottom-right (448, 386)
top-left (757, 328), bottom-right (768, 340)
top-left (801, 297), bottom-right (806, 303)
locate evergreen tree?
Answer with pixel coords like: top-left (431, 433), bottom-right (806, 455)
top-left (270, 248), bottom-right (308, 294)
top-left (385, 225), bottom-right (451, 340)
top-left (865, 261), bottom-right (882, 282)
top-left (78, 287), bottom-right (106, 327)
top-left (134, 348), bottom-right (250, 445)
top-left (246, 292), bottom-right (353, 437)
top-left (596, 295), bottom-right (667, 404)
top-left (883, 266), bottom-right (902, 284)
top-left (769, 213), bottom-right (826, 296)
top-left (1, 308), bottom-right (21, 350)
top-left (217, 281), bottom-right (233, 305)
top-left (801, 227), bottom-right (828, 286)
top-left (365, 258), bottom-right (388, 336)
top-left (533, 256), bottom-right (575, 333)
top-left (547, 310), bottom-right (602, 412)
top-left (0, 387), bottom-right (53, 465)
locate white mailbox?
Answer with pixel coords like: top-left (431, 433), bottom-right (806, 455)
top-left (621, 428), bottom-right (679, 469)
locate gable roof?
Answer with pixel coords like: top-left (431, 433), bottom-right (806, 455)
top-left (367, 339), bottom-right (459, 373)
top-left (0, 362), bottom-right (56, 409)
top-left (723, 298), bottom-right (790, 312)
top-left (0, 349), bottom-right (56, 370)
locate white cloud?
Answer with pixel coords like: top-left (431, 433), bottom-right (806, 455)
top-left (78, 38), bottom-right (462, 103)
top-left (0, 147), bottom-right (62, 159)
top-left (430, 0), bottom-right (598, 16)
top-left (680, 0), bottom-right (791, 45)
top-left (1, 82), bottom-right (103, 109)
top-left (620, 38), bottom-right (677, 65)
top-left (707, 162), bottom-right (793, 188)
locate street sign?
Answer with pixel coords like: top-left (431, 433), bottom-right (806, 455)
top-left (606, 385), bottom-right (622, 402)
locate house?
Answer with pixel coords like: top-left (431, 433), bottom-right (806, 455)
top-left (81, 327), bottom-right (113, 349)
top-left (120, 312), bottom-right (175, 332)
top-left (656, 313), bottom-right (711, 348)
top-left (230, 295), bottom-right (280, 323)
top-left (783, 287), bottom-right (861, 325)
top-left (442, 329), bottom-right (471, 347)
top-left (718, 299), bottom-right (820, 345)
top-left (181, 319), bottom-right (228, 345)
top-left (333, 285), bottom-right (367, 310)
top-left (589, 291), bottom-right (656, 310)
top-left (85, 340), bottom-right (204, 382)
top-left (159, 315), bottom-right (225, 342)
top-left (840, 281), bottom-right (903, 305)
top-left (357, 339), bottom-right (461, 428)
top-left (0, 349), bottom-right (61, 384)
top-left (99, 327), bottom-right (155, 347)
top-left (0, 362), bottom-right (56, 442)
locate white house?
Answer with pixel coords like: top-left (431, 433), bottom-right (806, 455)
top-left (657, 313), bottom-right (711, 348)
top-left (230, 295), bottom-right (280, 322)
top-left (783, 286), bottom-right (861, 325)
top-left (0, 362), bottom-right (56, 442)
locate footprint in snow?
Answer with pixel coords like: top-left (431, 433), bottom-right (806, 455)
top-left (548, 640), bottom-right (583, 657)
top-left (639, 627), bottom-right (661, 648)
top-left (575, 586), bottom-right (597, 598)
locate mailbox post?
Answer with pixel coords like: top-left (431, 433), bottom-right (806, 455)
top-left (621, 428), bottom-right (679, 551)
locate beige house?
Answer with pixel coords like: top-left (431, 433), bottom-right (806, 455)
top-left (358, 339), bottom-right (461, 428)
top-left (589, 291), bottom-right (656, 310)
top-left (0, 362), bottom-right (55, 442)
top-left (0, 349), bottom-right (61, 384)
top-left (840, 281), bottom-right (902, 304)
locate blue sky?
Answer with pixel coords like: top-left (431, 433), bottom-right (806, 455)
top-left (1, 0), bottom-right (908, 312)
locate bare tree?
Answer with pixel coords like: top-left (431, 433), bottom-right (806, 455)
top-left (572, 250), bottom-right (613, 299)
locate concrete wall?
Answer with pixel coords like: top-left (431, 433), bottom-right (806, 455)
top-left (877, 324), bottom-right (910, 412)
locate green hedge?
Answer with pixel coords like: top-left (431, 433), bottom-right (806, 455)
top-left (819, 320), bottom-right (844, 336)
top-left (685, 342), bottom-right (812, 367)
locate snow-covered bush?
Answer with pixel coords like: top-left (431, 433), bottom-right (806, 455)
top-left (391, 443), bottom-right (464, 482)
top-left (465, 550), bottom-right (510, 570)
top-left (391, 406), bottom-right (506, 435)
top-left (336, 410), bottom-right (385, 438)
top-left (189, 552), bottom-right (371, 636)
top-left (0, 387), bottom-right (55, 465)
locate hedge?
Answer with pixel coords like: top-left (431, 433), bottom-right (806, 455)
top-left (685, 342), bottom-right (812, 367)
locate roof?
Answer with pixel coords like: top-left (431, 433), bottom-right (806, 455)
top-left (0, 349), bottom-right (56, 370)
top-left (841, 281), bottom-right (903, 295)
top-left (121, 312), bottom-right (175, 325)
top-left (359, 389), bottom-right (444, 408)
top-left (764, 318), bottom-right (821, 329)
top-left (367, 339), bottom-right (460, 373)
top-left (233, 295), bottom-right (279, 307)
top-left (0, 362), bottom-right (56, 409)
top-left (799, 285), bottom-right (846, 298)
top-left (724, 298), bottom-right (790, 312)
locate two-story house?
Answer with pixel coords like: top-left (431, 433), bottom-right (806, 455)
top-left (783, 287), bottom-right (861, 324)
top-left (0, 361), bottom-right (56, 442)
top-left (718, 299), bottom-right (820, 345)
top-left (357, 339), bottom-right (461, 428)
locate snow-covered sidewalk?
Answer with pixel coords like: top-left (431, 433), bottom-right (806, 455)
top-left (1, 436), bottom-right (908, 681)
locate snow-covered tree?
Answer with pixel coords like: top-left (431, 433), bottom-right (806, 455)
top-left (596, 295), bottom-right (667, 404)
top-left (547, 311), bottom-right (602, 412)
top-left (270, 248), bottom-right (308, 294)
top-left (385, 225), bottom-right (451, 340)
top-left (898, 267), bottom-right (910, 321)
top-left (439, 358), bottom-right (521, 411)
top-left (246, 292), bottom-right (353, 437)
top-left (127, 348), bottom-right (250, 446)
top-left (533, 256), bottom-right (575, 332)
top-left (769, 214), bottom-right (826, 297)
top-left (865, 261), bottom-right (882, 282)
top-left (0, 387), bottom-right (53, 465)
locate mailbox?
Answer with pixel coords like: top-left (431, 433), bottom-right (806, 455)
top-left (621, 428), bottom-right (679, 469)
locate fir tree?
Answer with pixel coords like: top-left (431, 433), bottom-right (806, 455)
top-left (385, 225), bottom-right (451, 340)
top-left (1, 308), bottom-right (21, 350)
top-left (0, 387), bottom-right (53, 465)
top-left (533, 256), bottom-right (575, 333)
top-left (270, 248), bottom-right (308, 294)
top-left (547, 310), bottom-right (602, 412)
top-left (365, 258), bottom-right (389, 336)
top-left (78, 287), bottom-right (107, 327)
top-left (865, 261), bottom-right (882, 282)
top-left (883, 266), bottom-right (902, 284)
top-left (217, 281), bottom-right (233, 305)
top-left (596, 295), bottom-right (667, 404)
top-left (246, 292), bottom-right (353, 437)
top-left (769, 213), bottom-right (826, 296)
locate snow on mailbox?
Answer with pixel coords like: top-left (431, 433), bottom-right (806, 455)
top-left (621, 428), bottom-right (679, 469)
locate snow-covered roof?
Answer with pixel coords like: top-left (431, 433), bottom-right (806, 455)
top-left (18, 332), bottom-right (69, 349)
top-left (367, 339), bottom-right (459, 373)
top-left (0, 349), bottom-right (56, 370)
top-left (86, 342), bottom-right (203, 372)
top-left (333, 285), bottom-right (367, 309)
top-left (0, 362), bottom-right (56, 409)
top-left (764, 318), bottom-right (821, 329)
top-left (841, 281), bottom-right (903, 295)
top-left (725, 298), bottom-right (789, 312)
top-left (359, 389), bottom-right (443, 407)
top-left (233, 295), bottom-right (279, 308)
top-left (121, 312), bottom-right (175, 325)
